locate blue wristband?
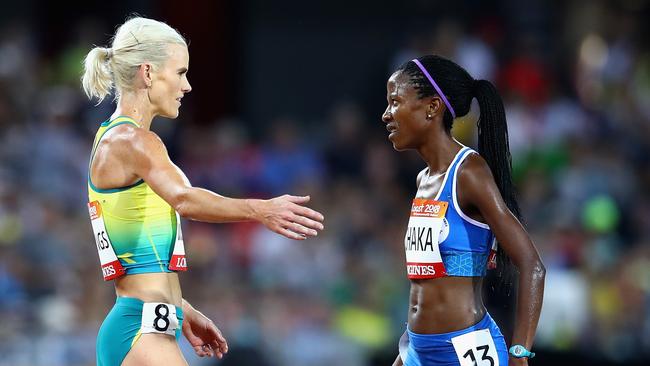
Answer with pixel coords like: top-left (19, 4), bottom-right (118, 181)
top-left (509, 344), bottom-right (535, 359)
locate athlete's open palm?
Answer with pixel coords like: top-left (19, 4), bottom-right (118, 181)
top-left (258, 194), bottom-right (325, 240)
top-left (182, 307), bottom-right (228, 359)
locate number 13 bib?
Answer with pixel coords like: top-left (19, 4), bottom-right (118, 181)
top-left (404, 199), bottom-right (448, 279)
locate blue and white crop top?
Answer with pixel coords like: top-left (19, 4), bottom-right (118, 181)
top-left (414, 146), bottom-right (495, 277)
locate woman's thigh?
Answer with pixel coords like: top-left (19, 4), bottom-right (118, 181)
top-left (122, 333), bottom-right (188, 366)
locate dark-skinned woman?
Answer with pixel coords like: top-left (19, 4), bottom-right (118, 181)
top-left (383, 55), bottom-right (545, 366)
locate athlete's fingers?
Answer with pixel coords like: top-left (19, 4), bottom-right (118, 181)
top-left (286, 221), bottom-right (318, 237)
top-left (213, 332), bottom-right (228, 352)
top-left (205, 344), bottom-right (215, 357)
top-left (212, 326), bottom-right (227, 345)
top-left (209, 327), bottom-right (228, 354)
top-left (214, 343), bottom-right (227, 356)
top-left (276, 227), bottom-right (307, 240)
top-left (210, 339), bottom-right (227, 358)
top-left (210, 322), bottom-right (226, 342)
top-left (292, 205), bottom-right (325, 224)
top-left (284, 194), bottom-right (310, 204)
top-left (290, 213), bottom-right (324, 232)
top-left (198, 344), bottom-right (213, 357)
top-left (210, 341), bottom-right (221, 357)
top-left (198, 341), bottom-right (222, 359)
top-left (193, 345), bottom-right (207, 357)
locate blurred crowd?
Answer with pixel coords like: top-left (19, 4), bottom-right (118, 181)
top-left (1, 1), bottom-right (649, 365)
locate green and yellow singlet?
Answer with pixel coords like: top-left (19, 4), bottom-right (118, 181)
top-left (88, 116), bottom-right (186, 278)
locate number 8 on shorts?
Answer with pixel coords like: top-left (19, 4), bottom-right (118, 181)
top-left (451, 329), bottom-right (499, 366)
top-left (141, 302), bottom-right (179, 336)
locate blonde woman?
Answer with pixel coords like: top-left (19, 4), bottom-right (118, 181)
top-left (83, 17), bottom-right (325, 366)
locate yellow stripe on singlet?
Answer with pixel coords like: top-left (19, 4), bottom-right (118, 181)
top-left (144, 225), bottom-right (166, 273)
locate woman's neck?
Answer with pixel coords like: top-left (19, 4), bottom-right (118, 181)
top-left (111, 92), bottom-right (155, 131)
top-left (417, 131), bottom-right (463, 174)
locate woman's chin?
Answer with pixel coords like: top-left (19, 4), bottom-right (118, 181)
top-left (389, 136), bottom-right (406, 151)
top-left (160, 109), bottom-right (180, 119)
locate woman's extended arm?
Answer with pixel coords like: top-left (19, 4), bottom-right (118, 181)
top-left (113, 125), bottom-right (324, 240)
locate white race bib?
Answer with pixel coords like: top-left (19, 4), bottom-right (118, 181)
top-left (451, 329), bottom-right (499, 366)
top-left (88, 201), bottom-right (125, 281)
top-left (404, 199), bottom-right (448, 279)
top-left (141, 302), bottom-right (179, 336)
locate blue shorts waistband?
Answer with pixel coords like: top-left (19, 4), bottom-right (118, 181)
top-left (407, 312), bottom-right (494, 346)
top-left (114, 296), bottom-right (184, 319)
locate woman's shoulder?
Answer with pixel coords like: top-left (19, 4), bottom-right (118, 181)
top-left (104, 124), bottom-right (162, 147)
top-left (456, 151), bottom-right (497, 193)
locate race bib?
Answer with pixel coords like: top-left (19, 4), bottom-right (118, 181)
top-left (141, 302), bottom-right (179, 336)
top-left (404, 199), bottom-right (448, 279)
top-left (88, 201), bottom-right (125, 281)
top-left (168, 212), bottom-right (187, 271)
top-left (451, 329), bottom-right (499, 366)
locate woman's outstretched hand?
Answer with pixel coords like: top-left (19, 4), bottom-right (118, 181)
top-left (254, 195), bottom-right (325, 240)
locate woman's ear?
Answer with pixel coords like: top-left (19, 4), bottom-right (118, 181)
top-left (427, 97), bottom-right (442, 119)
top-left (136, 63), bottom-right (153, 88)
top-left (143, 64), bottom-right (152, 87)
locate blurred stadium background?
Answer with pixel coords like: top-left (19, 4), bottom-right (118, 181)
top-left (0, 0), bottom-right (649, 365)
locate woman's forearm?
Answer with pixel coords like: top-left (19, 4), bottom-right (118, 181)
top-left (175, 187), bottom-right (262, 223)
top-left (172, 188), bottom-right (323, 240)
top-left (511, 258), bottom-right (546, 349)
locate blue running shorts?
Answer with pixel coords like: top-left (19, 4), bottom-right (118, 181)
top-left (399, 312), bottom-right (508, 366)
top-left (96, 297), bottom-right (184, 366)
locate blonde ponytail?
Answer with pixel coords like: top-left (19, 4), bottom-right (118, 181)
top-left (82, 47), bottom-right (114, 103)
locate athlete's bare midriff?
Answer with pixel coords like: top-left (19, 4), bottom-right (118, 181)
top-left (408, 276), bottom-right (485, 334)
top-left (115, 272), bottom-right (183, 307)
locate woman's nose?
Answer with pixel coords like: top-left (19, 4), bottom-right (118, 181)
top-left (382, 109), bottom-right (392, 123)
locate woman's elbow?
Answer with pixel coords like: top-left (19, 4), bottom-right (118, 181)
top-left (532, 259), bottom-right (546, 281)
top-left (515, 256), bottom-right (546, 280)
top-left (171, 188), bottom-right (193, 218)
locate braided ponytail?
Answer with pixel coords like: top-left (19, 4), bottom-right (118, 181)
top-left (474, 79), bottom-right (521, 219)
top-left (474, 79), bottom-right (521, 281)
